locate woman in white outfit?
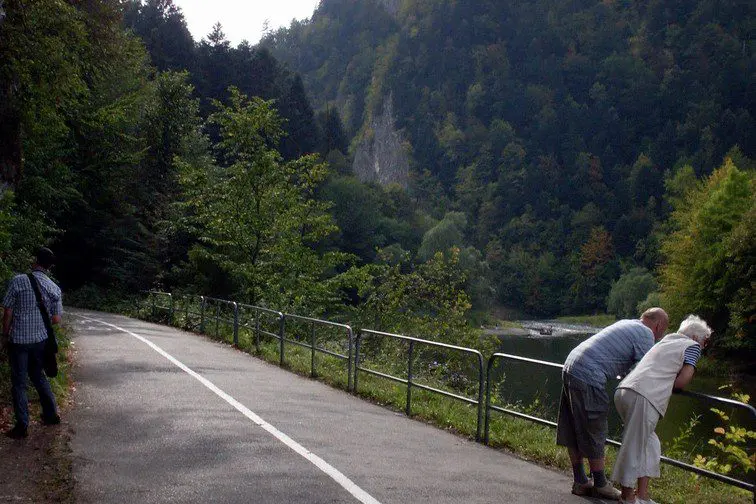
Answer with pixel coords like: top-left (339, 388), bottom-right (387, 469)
top-left (612, 315), bottom-right (711, 504)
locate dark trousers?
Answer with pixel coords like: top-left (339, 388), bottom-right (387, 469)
top-left (9, 340), bottom-right (58, 428)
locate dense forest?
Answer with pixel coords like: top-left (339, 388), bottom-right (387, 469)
top-left (0, 0), bottom-right (753, 357)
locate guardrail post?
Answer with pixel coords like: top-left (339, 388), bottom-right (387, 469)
top-left (199, 296), bottom-right (206, 333)
top-left (354, 333), bottom-right (361, 393)
top-left (151, 292), bottom-right (156, 318)
top-left (310, 321), bottom-right (316, 378)
top-left (347, 327), bottom-right (354, 393)
top-left (279, 315), bottom-right (286, 366)
top-left (475, 353), bottom-right (484, 442)
top-left (215, 303), bottom-right (220, 338)
top-left (232, 302), bottom-right (239, 346)
top-left (406, 340), bottom-right (414, 417)
top-left (484, 355), bottom-right (495, 445)
top-left (168, 294), bottom-right (174, 325)
top-left (254, 315), bottom-right (261, 353)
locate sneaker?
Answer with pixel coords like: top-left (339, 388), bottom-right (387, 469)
top-left (42, 414), bottom-right (61, 425)
top-left (593, 482), bottom-right (622, 500)
top-left (571, 479), bottom-right (594, 496)
top-left (637, 499), bottom-right (659, 504)
top-left (4, 424), bottom-right (28, 439)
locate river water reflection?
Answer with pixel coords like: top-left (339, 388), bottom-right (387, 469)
top-left (492, 321), bottom-right (752, 460)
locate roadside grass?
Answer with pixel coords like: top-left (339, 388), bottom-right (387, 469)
top-left (138, 307), bottom-right (751, 504)
top-left (556, 314), bottom-right (616, 327)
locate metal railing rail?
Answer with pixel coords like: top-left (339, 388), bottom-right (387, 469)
top-left (202, 296), bottom-right (239, 343)
top-left (282, 313), bottom-right (355, 392)
top-left (142, 291), bottom-right (173, 322)
top-left (485, 352), bottom-right (756, 498)
top-left (171, 294), bottom-right (206, 332)
top-left (237, 303), bottom-right (285, 364)
top-left (356, 329), bottom-right (485, 441)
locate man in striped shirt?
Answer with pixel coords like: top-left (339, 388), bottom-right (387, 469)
top-left (556, 307), bottom-right (669, 499)
top-left (2, 247), bottom-right (63, 439)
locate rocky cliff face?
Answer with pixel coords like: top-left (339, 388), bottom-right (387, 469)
top-left (376, 0), bottom-right (400, 16)
top-left (351, 94), bottom-right (409, 188)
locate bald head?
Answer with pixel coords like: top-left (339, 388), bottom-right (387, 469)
top-left (640, 307), bottom-right (669, 341)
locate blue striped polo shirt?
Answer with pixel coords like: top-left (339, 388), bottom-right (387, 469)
top-left (563, 319), bottom-right (654, 388)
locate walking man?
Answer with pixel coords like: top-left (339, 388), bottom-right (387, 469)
top-left (2, 247), bottom-right (63, 439)
top-left (556, 307), bottom-right (668, 499)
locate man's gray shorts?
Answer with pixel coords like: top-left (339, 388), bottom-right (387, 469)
top-left (556, 372), bottom-right (609, 459)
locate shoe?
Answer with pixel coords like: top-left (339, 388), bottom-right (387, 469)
top-left (42, 414), bottom-right (61, 425)
top-left (593, 482), bottom-right (622, 500)
top-left (571, 479), bottom-right (594, 496)
top-left (637, 499), bottom-right (658, 504)
top-left (4, 424), bottom-right (28, 439)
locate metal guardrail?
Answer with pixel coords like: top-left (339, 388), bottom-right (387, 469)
top-left (355, 329), bottom-right (485, 441)
top-left (485, 352), bottom-right (756, 500)
top-left (237, 303), bottom-right (285, 363)
top-left (140, 291), bottom-right (754, 498)
top-left (173, 294), bottom-right (205, 332)
top-left (141, 291), bottom-right (173, 323)
top-left (283, 314), bottom-right (355, 392)
top-left (202, 296), bottom-right (239, 342)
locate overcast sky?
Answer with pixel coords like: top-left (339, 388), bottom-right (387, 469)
top-left (173, 0), bottom-right (321, 46)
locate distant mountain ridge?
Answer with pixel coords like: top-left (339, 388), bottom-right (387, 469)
top-left (261, 0), bottom-right (754, 314)
top-left (263, 0), bottom-right (753, 188)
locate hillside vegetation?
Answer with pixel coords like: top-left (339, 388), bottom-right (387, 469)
top-left (0, 0), bottom-right (753, 355)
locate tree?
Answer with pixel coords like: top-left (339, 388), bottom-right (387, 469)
top-left (417, 212), bottom-right (466, 261)
top-left (569, 226), bottom-right (619, 313)
top-left (277, 74), bottom-right (319, 159)
top-left (123, 0), bottom-right (195, 71)
top-left (178, 88), bottom-right (346, 312)
top-left (352, 249), bottom-right (474, 346)
top-left (659, 156), bottom-right (754, 351)
top-left (606, 267), bottom-right (658, 319)
top-left (316, 107), bottom-right (348, 155)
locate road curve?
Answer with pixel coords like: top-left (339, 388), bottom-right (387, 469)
top-left (68, 309), bottom-right (603, 504)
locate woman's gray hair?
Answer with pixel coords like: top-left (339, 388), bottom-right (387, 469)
top-left (677, 315), bottom-right (712, 345)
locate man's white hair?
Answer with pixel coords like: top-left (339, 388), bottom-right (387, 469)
top-left (677, 315), bottom-right (712, 345)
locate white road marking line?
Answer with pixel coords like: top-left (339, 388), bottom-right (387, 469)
top-left (72, 313), bottom-right (382, 504)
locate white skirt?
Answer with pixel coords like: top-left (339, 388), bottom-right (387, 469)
top-left (612, 388), bottom-right (662, 487)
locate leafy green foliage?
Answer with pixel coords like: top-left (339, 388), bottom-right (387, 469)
top-left (351, 249), bottom-right (473, 344)
top-left (606, 267), bottom-right (658, 319)
top-left (264, 0), bottom-right (754, 323)
top-left (660, 157), bottom-right (755, 351)
top-left (177, 89), bottom-right (348, 313)
top-left (693, 389), bottom-right (755, 478)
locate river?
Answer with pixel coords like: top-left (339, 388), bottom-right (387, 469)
top-left (489, 321), bottom-right (753, 465)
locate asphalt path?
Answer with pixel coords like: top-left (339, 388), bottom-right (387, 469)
top-left (69, 309), bottom-right (609, 504)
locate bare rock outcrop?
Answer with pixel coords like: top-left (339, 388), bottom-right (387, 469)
top-left (351, 94), bottom-right (409, 188)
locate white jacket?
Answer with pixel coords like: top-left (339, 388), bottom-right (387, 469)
top-left (617, 333), bottom-right (698, 417)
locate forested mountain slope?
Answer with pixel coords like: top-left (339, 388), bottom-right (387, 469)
top-left (263, 0), bottom-right (755, 315)
top-left (0, 0), bottom-right (752, 354)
